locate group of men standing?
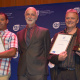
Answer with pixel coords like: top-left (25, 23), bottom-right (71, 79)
top-left (0, 6), bottom-right (80, 80)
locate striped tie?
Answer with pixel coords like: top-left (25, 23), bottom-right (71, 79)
top-left (26, 28), bottom-right (30, 46)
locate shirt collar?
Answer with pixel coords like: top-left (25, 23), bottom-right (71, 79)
top-left (64, 28), bottom-right (77, 36)
top-left (26, 24), bottom-right (36, 30)
top-left (0, 29), bottom-right (8, 35)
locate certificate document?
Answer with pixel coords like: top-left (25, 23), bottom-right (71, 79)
top-left (0, 36), bottom-right (5, 52)
top-left (50, 34), bottom-right (72, 54)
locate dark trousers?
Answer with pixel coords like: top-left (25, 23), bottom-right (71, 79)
top-left (50, 67), bottom-right (77, 80)
top-left (18, 73), bottom-right (47, 80)
top-left (57, 68), bottom-right (77, 80)
top-left (50, 67), bottom-right (57, 80)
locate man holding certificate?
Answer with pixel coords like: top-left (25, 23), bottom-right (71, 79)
top-left (50, 9), bottom-right (80, 80)
top-left (0, 12), bottom-right (18, 80)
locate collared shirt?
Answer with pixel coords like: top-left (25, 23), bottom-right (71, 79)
top-left (0, 29), bottom-right (18, 76)
top-left (25, 25), bottom-right (36, 41)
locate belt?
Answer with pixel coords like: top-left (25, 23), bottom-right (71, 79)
top-left (58, 67), bottom-right (75, 71)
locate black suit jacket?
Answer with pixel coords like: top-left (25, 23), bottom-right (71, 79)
top-left (17, 25), bottom-right (51, 75)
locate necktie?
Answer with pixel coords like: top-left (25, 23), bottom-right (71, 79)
top-left (26, 28), bottom-right (30, 46)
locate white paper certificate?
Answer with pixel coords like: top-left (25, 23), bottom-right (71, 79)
top-left (50, 34), bottom-right (72, 54)
top-left (0, 37), bottom-right (5, 52)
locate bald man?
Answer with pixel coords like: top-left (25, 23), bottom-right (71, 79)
top-left (17, 7), bottom-right (51, 80)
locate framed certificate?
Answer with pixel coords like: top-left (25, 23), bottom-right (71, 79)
top-left (0, 36), bottom-right (5, 52)
top-left (50, 34), bottom-right (73, 54)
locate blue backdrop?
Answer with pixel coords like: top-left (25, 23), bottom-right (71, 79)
top-left (0, 1), bottom-right (80, 80)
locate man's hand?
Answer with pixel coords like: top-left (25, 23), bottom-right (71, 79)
top-left (58, 51), bottom-right (67, 61)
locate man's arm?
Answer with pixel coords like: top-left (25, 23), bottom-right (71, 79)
top-left (48, 33), bottom-right (67, 64)
top-left (0, 32), bottom-right (18, 58)
top-left (44, 29), bottom-right (51, 57)
top-left (0, 47), bottom-right (17, 58)
top-left (48, 51), bottom-right (67, 64)
top-left (48, 33), bottom-right (59, 64)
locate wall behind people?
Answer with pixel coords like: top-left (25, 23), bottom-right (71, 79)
top-left (0, 0), bottom-right (80, 7)
top-left (0, 1), bottom-right (80, 80)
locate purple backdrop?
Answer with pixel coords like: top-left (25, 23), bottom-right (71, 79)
top-left (0, 1), bottom-right (80, 80)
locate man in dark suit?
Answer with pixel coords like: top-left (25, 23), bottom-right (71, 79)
top-left (17, 7), bottom-right (51, 80)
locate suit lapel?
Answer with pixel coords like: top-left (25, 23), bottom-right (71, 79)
top-left (28, 25), bottom-right (39, 47)
top-left (21, 28), bottom-right (27, 47)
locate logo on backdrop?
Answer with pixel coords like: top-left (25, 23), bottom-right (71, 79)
top-left (74, 7), bottom-right (80, 13)
top-left (37, 10), bottom-right (54, 16)
top-left (13, 24), bottom-right (26, 31)
top-left (53, 22), bottom-right (66, 29)
top-left (5, 13), bottom-right (14, 18)
top-left (53, 22), bottom-right (60, 29)
top-left (13, 24), bottom-right (20, 31)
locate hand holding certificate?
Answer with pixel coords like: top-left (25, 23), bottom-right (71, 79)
top-left (50, 34), bottom-right (72, 54)
top-left (0, 36), bottom-right (5, 52)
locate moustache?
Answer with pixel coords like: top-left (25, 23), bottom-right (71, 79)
top-left (27, 18), bottom-right (33, 20)
top-left (67, 21), bottom-right (74, 24)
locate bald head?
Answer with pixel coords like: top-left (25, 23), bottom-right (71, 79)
top-left (66, 9), bottom-right (79, 18)
top-left (25, 7), bottom-right (38, 17)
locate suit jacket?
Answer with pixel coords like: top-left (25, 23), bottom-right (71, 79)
top-left (17, 25), bottom-right (51, 75)
top-left (50, 27), bottom-right (80, 80)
